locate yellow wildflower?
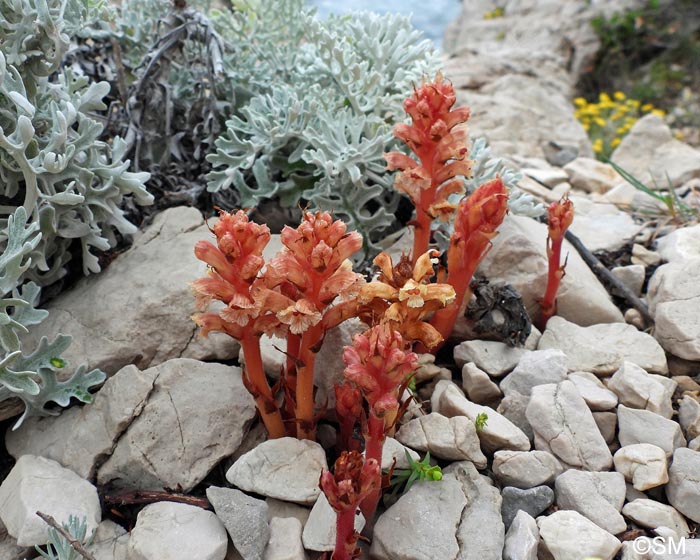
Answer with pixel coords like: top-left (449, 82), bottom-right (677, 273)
top-left (574, 97), bottom-right (587, 107)
top-left (651, 109), bottom-right (666, 118)
top-left (641, 103), bottom-right (654, 112)
top-left (614, 91), bottom-right (626, 101)
top-left (611, 137), bottom-right (621, 148)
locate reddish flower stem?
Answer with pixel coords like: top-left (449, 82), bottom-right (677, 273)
top-left (359, 412), bottom-right (385, 523)
top-left (538, 238), bottom-right (564, 330)
top-left (332, 508), bottom-right (359, 560)
top-left (412, 195), bottom-right (435, 264)
top-left (240, 334), bottom-right (286, 439)
top-left (296, 323), bottom-right (324, 440)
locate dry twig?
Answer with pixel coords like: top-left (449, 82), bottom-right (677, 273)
top-left (35, 511), bottom-right (96, 560)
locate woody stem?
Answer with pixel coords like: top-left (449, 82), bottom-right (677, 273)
top-left (240, 334), bottom-right (286, 439)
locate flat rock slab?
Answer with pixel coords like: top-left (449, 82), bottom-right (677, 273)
top-left (6, 364), bottom-right (156, 479)
top-left (608, 362), bottom-right (676, 419)
top-left (206, 487), bottom-right (269, 560)
top-left (97, 359), bottom-right (255, 492)
top-left (0, 455), bottom-right (101, 547)
top-left (647, 258), bottom-right (700, 361)
top-left (527, 380), bottom-right (612, 471)
top-left (617, 405), bottom-right (686, 457)
top-left (20, 206), bottom-right (238, 375)
top-left (371, 476), bottom-right (466, 560)
top-left (493, 450), bottom-right (563, 489)
top-left (127, 502), bottom-right (227, 560)
top-left (454, 340), bottom-right (527, 377)
top-left (622, 499), bottom-right (689, 539)
top-left (500, 349), bottom-right (567, 397)
top-left (538, 317), bottom-right (668, 375)
top-left (477, 215), bottom-right (623, 326)
top-left (226, 438), bottom-right (327, 505)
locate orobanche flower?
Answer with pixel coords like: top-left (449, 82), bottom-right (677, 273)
top-left (359, 250), bottom-right (455, 350)
top-left (385, 72), bottom-right (473, 261)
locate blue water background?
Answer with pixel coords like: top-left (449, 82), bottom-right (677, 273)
top-left (308, 0), bottom-right (462, 48)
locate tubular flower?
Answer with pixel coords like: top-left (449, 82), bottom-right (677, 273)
top-left (359, 250), bottom-right (455, 350)
top-left (343, 325), bottom-right (418, 418)
top-left (320, 451), bottom-right (381, 560)
top-left (429, 177), bottom-right (509, 346)
top-left (191, 209), bottom-right (286, 439)
top-left (385, 72), bottom-right (472, 262)
top-left (539, 196), bottom-right (575, 329)
top-left (259, 210), bottom-right (365, 440)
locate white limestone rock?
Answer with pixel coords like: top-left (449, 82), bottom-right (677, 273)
top-left (538, 510), bottom-right (621, 560)
top-left (432, 381), bottom-right (530, 453)
top-left (622, 499), bottom-right (690, 539)
top-left (503, 510), bottom-right (539, 560)
top-left (395, 412), bottom-right (487, 466)
top-left (477, 215), bottom-right (623, 326)
top-left (461, 362), bottom-right (502, 403)
top-left (379, 437), bottom-right (420, 470)
top-left (593, 411), bottom-right (618, 446)
top-left (611, 265), bottom-right (646, 297)
top-left (264, 518), bottom-right (307, 560)
top-left (538, 317), bottom-right (668, 375)
top-left (564, 157), bottom-right (620, 194)
top-left (500, 349), bottom-right (568, 397)
top-left (554, 470), bottom-right (627, 535)
top-left (617, 405), bottom-right (686, 457)
top-left (226, 438), bottom-right (327, 505)
top-left (526, 381), bottom-right (612, 471)
top-left (613, 444), bottom-right (669, 491)
top-left (655, 223), bottom-right (700, 263)
top-left (608, 362), bottom-right (676, 419)
top-left (301, 493), bottom-right (364, 552)
top-left (492, 450), bottom-right (563, 489)
top-left (568, 197), bottom-right (643, 253)
top-left (127, 502), bottom-right (227, 560)
top-left (453, 340), bottom-right (526, 377)
top-left (666, 448), bottom-right (700, 524)
top-left (647, 258), bottom-right (700, 361)
top-left (568, 371), bottom-right (618, 411)
top-left (678, 395), bottom-right (700, 441)
top-left (264, 500), bottom-right (310, 527)
top-left (97, 359), bottom-right (256, 492)
top-left (0, 455), bottom-right (100, 547)
top-left (86, 520), bottom-right (129, 560)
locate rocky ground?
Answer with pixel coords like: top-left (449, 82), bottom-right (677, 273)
top-left (1, 1), bottom-right (700, 559)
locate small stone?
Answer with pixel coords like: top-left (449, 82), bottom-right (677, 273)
top-left (617, 405), bottom-right (686, 457)
top-left (611, 265), bottom-right (645, 297)
top-left (370, 477), bottom-right (467, 560)
top-left (523, 167), bottom-right (570, 187)
top-left (264, 500), bottom-right (309, 527)
top-left (264, 518), bottom-right (307, 560)
top-left (226, 438), bottom-right (327, 505)
top-left (591, 411), bottom-right (617, 446)
top-left (414, 353), bottom-right (452, 384)
top-left (555, 470), bottom-right (627, 535)
top-left (0, 455), bottom-right (101, 547)
top-left (86, 520), bottom-right (129, 560)
top-left (527, 381), bottom-right (612, 471)
top-left (538, 317), bottom-right (668, 375)
top-left (624, 308), bottom-right (646, 330)
top-left (500, 349), bottom-right (568, 397)
top-left (568, 371), bottom-right (618, 411)
top-left (127, 502), bottom-right (227, 560)
top-left (564, 157), bottom-right (620, 194)
top-left (622, 499), bottom-right (689, 538)
top-left (497, 391), bottom-right (534, 441)
top-left (206, 487), bottom-right (269, 560)
top-left (395, 412), bottom-right (487, 466)
top-left (538, 510), bottom-right (621, 560)
top-left (568, 197), bottom-right (643, 253)
top-left (503, 510), bottom-right (539, 560)
top-left (302, 493), bottom-right (364, 552)
top-left (632, 244), bottom-right (662, 267)
top-left (666, 447), bottom-right (700, 524)
top-left (433, 381), bottom-right (530, 453)
top-left (679, 395), bottom-right (700, 440)
top-left (379, 437), bottom-right (420, 470)
top-left (613, 444), bottom-right (669, 491)
top-left (656, 223), bottom-right (700, 263)
top-left (543, 142), bottom-right (579, 167)
top-left (492, 450), bottom-right (563, 489)
top-left (454, 340), bottom-right (526, 377)
top-left (502, 486), bottom-right (554, 529)
top-left (608, 362), bottom-right (676, 419)
top-left (462, 362), bottom-right (502, 403)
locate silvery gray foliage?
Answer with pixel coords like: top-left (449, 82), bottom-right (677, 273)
top-left (207, 0), bottom-right (440, 260)
top-left (0, 0), bottom-right (152, 285)
top-left (35, 514), bottom-right (93, 560)
top-left (0, 208), bottom-right (105, 430)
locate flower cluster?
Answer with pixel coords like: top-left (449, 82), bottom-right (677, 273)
top-left (483, 6), bottom-right (505, 19)
top-left (385, 72), bottom-right (472, 261)
top-left (574, 92), bottom-right (666, 160)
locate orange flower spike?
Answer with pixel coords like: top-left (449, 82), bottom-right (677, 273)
top-left (385, 72), bottom-right (472, 262)
top-left (191, 209), bottom-right (286, 439)
top-left (430, 177), bottom-right (509, 347)
top-left (539, 196), bottom-right (575, 330)
top-left (264, 210), bottom-right (364, 440)
top-left (320, 452), bottom-right (381, 560)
